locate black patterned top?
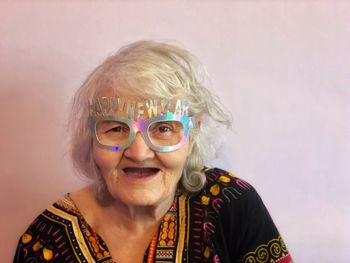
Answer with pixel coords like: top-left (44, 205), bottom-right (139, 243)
top-left (14, 168), bottom-right (292, 263)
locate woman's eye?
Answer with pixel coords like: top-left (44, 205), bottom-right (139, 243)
top-left (110, 126), bottom-right (122, 132)
top-left (158, 125), bottom-right (172, 133)
top-left (108, 126), bottom-right (127, 133)
top-left (97, 121), bottom-right (129, 134)
top-left (148, 121), bottom-right (183, 140)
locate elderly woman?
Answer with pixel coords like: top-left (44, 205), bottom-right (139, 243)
top-left (14, 41), bottom-right (292, 263)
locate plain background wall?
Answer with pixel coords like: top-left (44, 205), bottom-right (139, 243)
top-left (1, 1), bottom-right (349, 262)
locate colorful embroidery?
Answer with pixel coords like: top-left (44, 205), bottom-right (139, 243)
top-left (192, 168), bottom-right (253, 262)
top-left (240, 236), bottom-right (291, 263)
top-left (159, 214), bottom-right (177, 246)
top-left (147, 230), bottom-right (158, 263)
top-left (49, 198), bottom-right (110, 262)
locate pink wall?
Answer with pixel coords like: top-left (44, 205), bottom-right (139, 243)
top-left (1, 1), bottom-right (349, 262)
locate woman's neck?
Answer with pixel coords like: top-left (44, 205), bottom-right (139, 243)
top-left (71, 185), bottom-right (176, 233)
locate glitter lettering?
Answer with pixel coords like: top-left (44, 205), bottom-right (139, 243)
top-left (89, 97), bottom-right (190, 119)
top-left (146, 100), bottom-right (158, 118)
top-left (137, 102), bottom-right (144, 119)
top-left (126, 100), bottom-right (136, 119)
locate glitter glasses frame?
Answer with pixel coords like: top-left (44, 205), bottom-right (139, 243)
top-left (89, 112), bottom-right (194, 152)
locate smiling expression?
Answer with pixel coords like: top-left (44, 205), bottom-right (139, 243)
top-left (91, 96), bottom-right (193, 208)
top-left (93, 133), bottom-right (191, 207)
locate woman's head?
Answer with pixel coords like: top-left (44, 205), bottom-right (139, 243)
top-left (70, 40), bottom-right (231, 200)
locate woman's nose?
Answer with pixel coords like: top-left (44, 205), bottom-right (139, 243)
top-left (123, 133), bottom-right (155, 161)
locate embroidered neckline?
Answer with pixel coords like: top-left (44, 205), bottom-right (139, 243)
top-left (56, 192), bottom-right (184, 263)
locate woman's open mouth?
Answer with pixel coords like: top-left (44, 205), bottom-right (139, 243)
top-left (122, 167), bottom-right (160, 178)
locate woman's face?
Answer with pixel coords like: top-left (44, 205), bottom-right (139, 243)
top-left (91, 96), bottom-right (192, 208)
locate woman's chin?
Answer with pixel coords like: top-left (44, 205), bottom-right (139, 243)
top-left (113, 187), bottom-right (166, 208)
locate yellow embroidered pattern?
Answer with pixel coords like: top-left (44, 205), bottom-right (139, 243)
top-left (159, 214), bottom-right (177, 246)
top-left (241, 236), bottom-right (288, 263)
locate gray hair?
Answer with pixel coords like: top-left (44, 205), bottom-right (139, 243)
top-left (69, 40), bottom-right (232, 200)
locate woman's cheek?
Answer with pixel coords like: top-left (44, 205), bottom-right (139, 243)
top-left (92, 143), bottom-right (122, 172)
top-left (157, 142), bottom-right (191, 171)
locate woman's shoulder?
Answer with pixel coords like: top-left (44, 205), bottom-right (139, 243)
top-left (193, 168), bottom-right (292, 262)
top-left (14, 192), bottom-right (112, 262)
top-left (203, 167), bottom-right (252, 187)
top-left (18, 193), bottom-right (81, 235)
top-left (200, 167), bottom-right (259, 203)
top-left (39, 193), bottom-right (83, 222)
top-left (193, 167), bottom-right (269, 220)
top-left (23, 193), bottom-right (80, 229)
top-left (14, 194), bottom-right (86, 262)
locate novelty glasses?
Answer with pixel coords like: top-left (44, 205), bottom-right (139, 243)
top-left (89, 112), bottom-right (194, 152)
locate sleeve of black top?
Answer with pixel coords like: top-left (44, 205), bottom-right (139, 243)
top-left (225, 185), bottom-right (281, 262)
